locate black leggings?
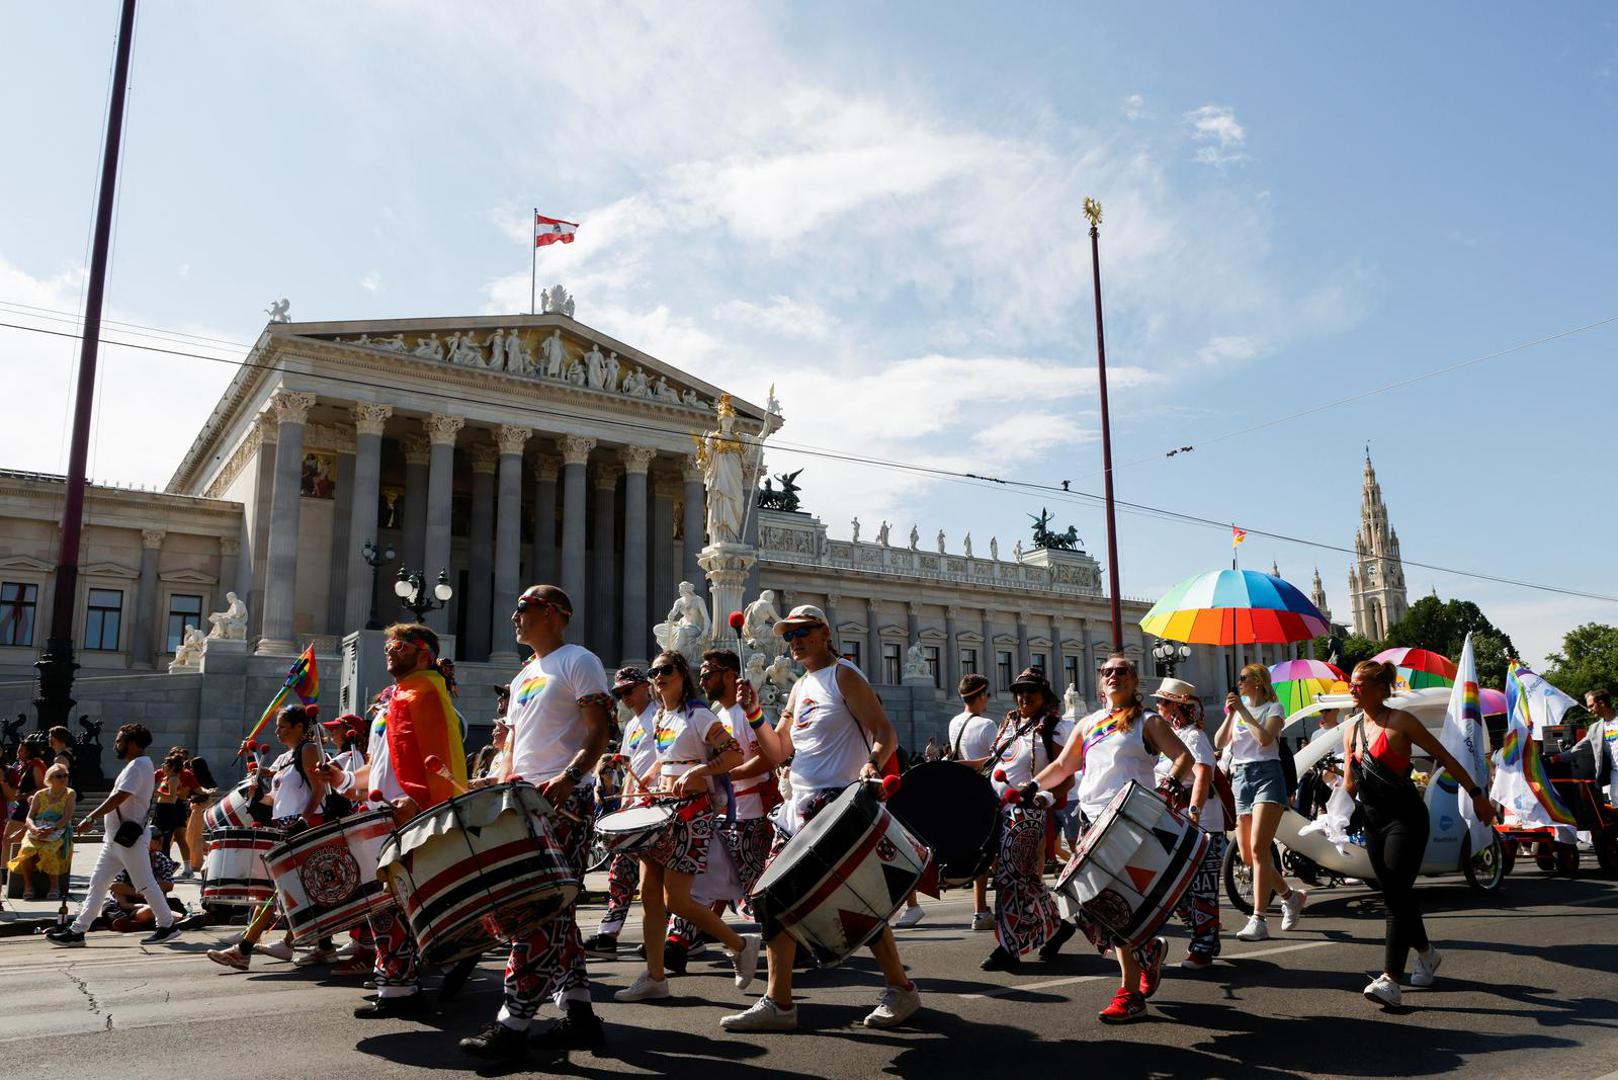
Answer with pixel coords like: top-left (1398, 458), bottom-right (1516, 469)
top-left (1363, 794), bottom-right (1430, 979)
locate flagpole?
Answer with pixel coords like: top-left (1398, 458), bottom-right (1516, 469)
top-left (530, 206), bottom-right (537, 316)
top-left (1232, 524), bottom-right (1239, 571)
top-left (1085, 197), bottom-right (1123, 651)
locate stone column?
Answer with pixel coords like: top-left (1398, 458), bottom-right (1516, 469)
top-left (945, 605), bottom-right (961, 693)
top-left (129, 529), bottom-right (164, 669)
top-left (558, 435), bottom-right (595, 642)
top-left (650, 472), bottom-right (678, 639)
top-left (218, 536), bottom-right (241, 614)
top-left (981, 610), bottom-right (995, 696)
top-left (490, 425), bottom-right (530, 663)
top-left (866, 598), bottom-right (882, 681)
top-left (399, 434), bottom-right (430, 578)
top-left (465, 442), bottom-right (498, 660)
top-left (907, 602), bottom-right (921, 647)
top-left (324, 430), bottom-right (357, 635)
top-left (529, 456), bottom-right (558, 583)
top-left (247, 413), bottom-right (277, 640)
top-left (1016, 611), bottom-right (1031, 671)
top-left (258, 390), bottom-right (317, 654)
top-left (619, 446), bottom-right (655, 666)
top-left (1079, 619), bottom-right (1093, 702)
top-left (825, 593), bottom-right (843, 653)
top-left (421, 414), bottom-right (464, 635)
top-left (342, 403), bottom-right (392, 632)
top-left (1049, 614), bottom-right (1065, 696)
top-left (591, 460), bottom-right (622, 660)
top-left (681, 455), bottom-right (705, 595)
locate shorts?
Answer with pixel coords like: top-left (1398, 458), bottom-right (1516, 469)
top-left (152, 801), bottom-right (188, 837)
top-left (1232, 759), bottom-right (1288, 815)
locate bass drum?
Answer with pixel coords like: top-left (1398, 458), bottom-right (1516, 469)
top-left (886, 761), bottom-right (1001, 888)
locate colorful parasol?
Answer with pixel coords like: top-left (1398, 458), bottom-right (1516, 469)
top-left (1269, 658), bottom-right (1347, 715)
top-left (1140, 569), bottom-right (1330, 646)
top-left (1371, 647), bottom-right (1457, 691)
top-left (1478, 687), bottom-right (1508, 716)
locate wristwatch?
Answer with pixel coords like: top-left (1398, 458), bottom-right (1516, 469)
top-left (563, 765), bottom-right (586, 785)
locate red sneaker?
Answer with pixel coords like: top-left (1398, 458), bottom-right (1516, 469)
top-left (1099, 986), bottom-right (1146, 1024)
top-left (1137, 936), bottom-right (1167, 999)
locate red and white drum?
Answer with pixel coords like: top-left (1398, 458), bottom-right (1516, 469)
top-left (266, 808), bottom-right (395, 944)
top-left (1055, 780), bottom-right (1209, 951)
top-left (593, 800), bottom-right (677, 856)
top-left (203, 777), bottom-right (259, 833)
top-left (377, 782), bottom-right (579, 966)
top-left (202, 828), bottom-right (276, 907)
top-left (750, 781), bottom-right (933, 967)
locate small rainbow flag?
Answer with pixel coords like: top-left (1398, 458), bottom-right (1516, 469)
top-left (240, 645), bottom-right (321, 754)
top-left (1503, 660), bottom-right (1575, 827)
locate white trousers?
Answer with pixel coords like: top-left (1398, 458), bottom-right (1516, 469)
top-left (71, 828), bottom-right (173, 933)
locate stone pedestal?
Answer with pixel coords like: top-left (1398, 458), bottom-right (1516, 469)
top-left (340, 629), bottom-right (457, 720)
top-left (698, 541), bottom-right (756, 657)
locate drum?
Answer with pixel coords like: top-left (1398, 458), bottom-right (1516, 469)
top-left (1055, 781), bottom-right (1209, 951)
top-left (377, 782), bottom-right (579, 966)
top-left (593, 801), bottom-right (677, 856)
top-left (266, 808), bottom-right (396, 944)
top-left (203, 777), bottom-right (259, 833)
top-left (202, 828), bottom-right (276, 907)
top-left (886, 761), bottom-right (1001, 888)
top-left (750, 781), bottom-right (932, 967)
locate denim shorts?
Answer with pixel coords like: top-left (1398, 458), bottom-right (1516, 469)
top-left (1231, 759), bottom-right (1288, 815)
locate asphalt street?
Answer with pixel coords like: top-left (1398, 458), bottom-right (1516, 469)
top-left (3, 866), bottom-right (1617, 1080)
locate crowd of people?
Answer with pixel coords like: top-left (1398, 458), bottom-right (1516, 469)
top-left (13, 578), bottom-right (1528, 1064)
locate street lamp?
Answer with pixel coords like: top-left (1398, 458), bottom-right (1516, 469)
top-left (394, 568), bottom-right (452, 624)
top-left (361, 540), bottom-right (395, 630)
top-left (1153, 639), bottom-right (1191, 677)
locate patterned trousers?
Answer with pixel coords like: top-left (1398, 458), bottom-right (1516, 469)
top-left (499, 785), bottom-right (595, 1026)
top-left (1174, 831), bottom-right (1226, 958)
top-left (993, 804), bottom-right (1062, 956)
top-left (369, 907), bottom-right (418, 997)
top-left (667, 816), bottom-right (775, 944)
top-left (598, 851), bottom-right (640, 937)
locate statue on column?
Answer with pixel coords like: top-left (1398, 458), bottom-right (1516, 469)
top-left (964, 533), bottom-right (973, 558)
top-left (876, 520), bottom-right (891, 546)
top-left (936, 530), bottom-right (946, 554)
top-left (741, 590), bottom-right (783, 659)
top-left (168, 626), bottom-right (207, 671)
top-left (653, 582), bottom-right (711, 666)
top-left (691, 394), bottom-right (747, 546)
top-left (850, 517), bottom-right (860, 543)
top-left (207, 592), bottom-right (248, 640)
top-left (908, 525), bottom-right (920, 550)
top-left (903, 643), bottom-right (930, 679)
top-left (1063, 682), bottom-right (1085, 719)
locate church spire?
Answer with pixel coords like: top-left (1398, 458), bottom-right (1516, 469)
top-left (1348, 450), bottom-right (1407, 639)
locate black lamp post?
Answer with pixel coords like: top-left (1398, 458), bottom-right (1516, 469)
top-left (1153, 639), bottom-right (1191, 678)
top-left (395, 568), bottom-right (452, 624)
top-left (361, 540), bottom-right (395, 630)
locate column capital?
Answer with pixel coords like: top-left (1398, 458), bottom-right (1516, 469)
top-left (907, 601), bottom-right (921, 616)
top-left (681, 454), bottom-right (704, 483)
top-left (271, 390), bottom-right (317, 426)
top-left (254, 410), bottom-right (280, 444)
top-left (351, 402), bottom-right (393, 437)
top-left (560, 434), bottom-right (596, 466)
top-left (141, 529), bottom-right (166, 550)
top-left (494, 423), bottom-right (530, 457)
top-left (592, 460), bottom-right (623, 491)
top-left (1016, 610), bottom-right (1031, 627)
top-left (400, 433), bottom-right (431, 466)
top-left (470, 443), bottom-right (500, 475)
top-left (825, 592), bottom-right (841, 608)
top-left (424, 413), bottom-right (465, 447)
top-left (530, 456), bottom-right (560, 483)
top-left (946, 605), bottom-right (961, 619)
top-left (652, 472), bottom-right (681, 499)
top-left (218, 535), bottom-right (240, 556)
top-left (620, 445), bottom-right (657, 474)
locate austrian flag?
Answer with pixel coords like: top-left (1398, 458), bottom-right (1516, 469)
top-left (535, 213), bottom-right (578, 247)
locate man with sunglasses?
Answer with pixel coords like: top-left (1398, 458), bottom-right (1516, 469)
top-left (720, 605), bottom-right (921, 1033)
top-left (945, 672), bottom-right (998, 932)
top-left (585, 666), bottom-right (657, 958)
top-left (461, 585), bottom-right (613, 1065)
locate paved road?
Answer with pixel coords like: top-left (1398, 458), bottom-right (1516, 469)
top-left (4, 868), bottom-right (1617, 1079)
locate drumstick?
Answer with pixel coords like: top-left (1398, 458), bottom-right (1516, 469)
top-left (424, 756), bottom-right (470, 796)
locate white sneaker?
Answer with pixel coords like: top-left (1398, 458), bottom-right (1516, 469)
top-left (1363, 973), bottom-right (1402, 1007)
top-left (730, 934), bottom-right (761, 991)
top-left (970, 911), bottom-right (995, 932)
top-left (720, 996), bottom-right (798, 1032)
top-left (863, 983), bottom-right (921, 1028)
top-left (894, 905), bottom-right (927, 930)
top-left (613, 971), bottom-right (672, 1002)
top-left (1280, 888), bottom-right (1308, 931)
top-left (1235, 915), bottom-right (1270, 942)
top-left (1410, 946), bottom-right (1442, 988)
top-left (259, 939), bottom-right (296, 963)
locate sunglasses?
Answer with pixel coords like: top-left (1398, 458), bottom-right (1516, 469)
top-left (514, 597), bottom-right (555, 615)
top-left (648, 664), bottom-right (677, 679)
top-left (782, 625), bottom-right (818, 642)
top-left (1098, 665), bottom-right (1134, 678)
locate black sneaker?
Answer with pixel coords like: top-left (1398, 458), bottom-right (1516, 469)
top-left (353, 993), bottom-right (427, 1019)
top-left (48, 928), bottom-right (86, 948)
top-left (460, 1020), bottom-right (528, 1062)
top-left (1038, 920), bottom-right (1077, 963)
top-left (582, 933), bottom-right (619, 958)
top-left (141, 924), bottom-right (183, 945)
top-left (531, 1010), bottom-right (606, 1052)
top-left (979, 945), bottom-right (1021, 972)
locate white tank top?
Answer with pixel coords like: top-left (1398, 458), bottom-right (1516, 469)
top-left (270, 745), bottom-right (313, 819)
top-left (717, 701), bottom-right (768, 820)
top-left (1074, 706), bottom-right (1158, 820)
top-left (786, 660), bottom-right (870, 793)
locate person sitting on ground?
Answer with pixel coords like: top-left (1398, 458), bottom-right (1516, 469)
top-left (104, 847), bottom-right (185, 932)
top-left (8, 764), bottom-right (74, 899)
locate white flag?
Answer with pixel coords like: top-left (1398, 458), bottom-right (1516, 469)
top-left (1440, 634), bottom-right (1492, 850)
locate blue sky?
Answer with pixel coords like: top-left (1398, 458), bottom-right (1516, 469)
top-left (3, 2), bottom-right (1616, 669)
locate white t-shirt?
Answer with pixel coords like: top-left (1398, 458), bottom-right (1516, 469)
top-left (1229, 699), bottom-right (1285, 764)
top-left (270, 746), bottom-right (314, 819)
top-left (784, 660), bottom-right (871, 793)
top-left (507, 644), bottom-right (611, 783)
top-left (365, 699), bottom-right (405, 804)
top-left (992, 714), bottom-right (1075, 795)
top-left (1156, 726), bottom-right (1225, 833)
top-left (717, 700), bottom-right (768, 820)
top-left (1073, 706), bottom-right (1159, 820)
top-left (620, 701), bottom-right (660, 785)
top-left (109, 754), bottom-right (156, 835)
top-left (653, 703), bottom-right (725, 791)
top-left (947, 709), bottom-right (998, 762)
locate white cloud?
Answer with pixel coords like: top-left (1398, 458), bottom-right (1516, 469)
top-left (1123, 93), bottom-right (1146, 119)
top-left (1184, 104), bottom-right (1248, 166)
top-left (1194, 334), bottom-right (1268, 366)
top-left (713, 295), bottom-right (835, 339)
top-left (359, 271), bottom-right (381, 292)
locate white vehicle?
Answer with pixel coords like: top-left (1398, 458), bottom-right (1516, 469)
top-left (1223, 688), bottom-right (1504, 912)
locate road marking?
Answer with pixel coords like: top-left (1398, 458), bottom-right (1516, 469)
top-left (958, 939), bottom-right (1337, 1000)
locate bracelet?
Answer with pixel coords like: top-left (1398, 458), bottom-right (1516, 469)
top-left (746, 708), bottom-right (766, 729)
top-left (867, 752), bottom-right (882, 769)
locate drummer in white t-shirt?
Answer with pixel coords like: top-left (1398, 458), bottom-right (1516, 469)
top-left (1150, 677), bottom-right (1228, 969)
top-left (585, 666), bottom-right (659, 957)
top-left (944, 673), bottom-right (999, 930)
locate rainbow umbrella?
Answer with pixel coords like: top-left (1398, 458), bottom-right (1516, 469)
top-left (1269, 658), bottom-right (1347, 715)
top-left (1371, 647), bottom-right (1457, 691)
top-left (1140, 569), bottom-right (1330, 646)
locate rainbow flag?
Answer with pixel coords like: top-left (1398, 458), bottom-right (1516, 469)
top-left (386, 667), bottom-right (467, 808)
top-left (1078, 710), bottom-right (1127, 766)
top-left (1440, 634), bottom-right (1492, 847)
top-left (240, 645), bottom-right (321, 753)
top-left (1494, 660), bottom-right (1575, 827)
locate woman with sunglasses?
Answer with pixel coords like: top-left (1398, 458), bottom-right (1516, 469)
top-left (1152, 677), bottom-right (1227, 969)
top-left (1215, 663), bottom-right (1304, 941)
top-left (1032, 653), bottom-right (1191, 1023)
top-left (615, 649), bottom-right (761, 1004)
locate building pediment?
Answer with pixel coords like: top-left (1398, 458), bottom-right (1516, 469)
top-left (160, 568), bottom-right (219, 586)
top-left (82, 561), bottom-right (139, 580)
top-left (0, 554), bottom-right (53, 574)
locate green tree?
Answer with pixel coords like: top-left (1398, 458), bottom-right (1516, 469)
top-left (1543, 623), bottom-right (1618, 701)
top-left (1308, 627), bottom-right (1382, 673)
top-left (1384, 595), bottom-right (1517, 687)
